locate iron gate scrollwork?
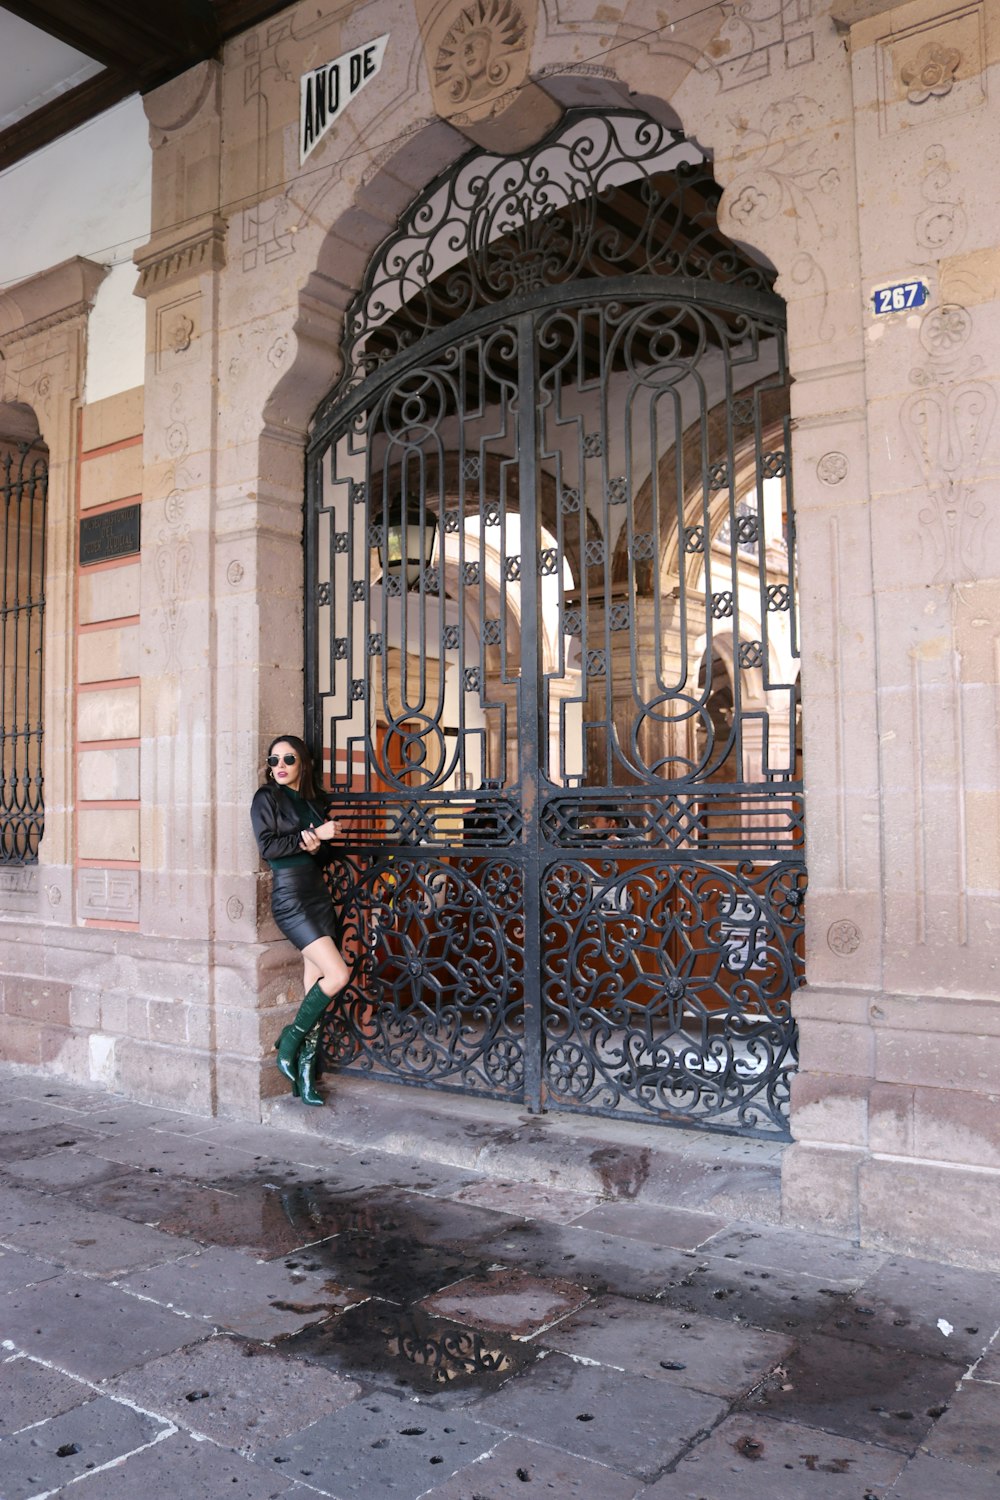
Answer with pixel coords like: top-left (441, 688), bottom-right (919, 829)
top-left (306, 110), bottom-right (805, 1136)
top-left (1, 441), bottom-right (47, 865)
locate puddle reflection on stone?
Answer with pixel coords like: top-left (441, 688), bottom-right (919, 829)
top-left (288, 1225), bottom-right (486, 1305)
top-left (280, 1298), bottom-right (536, 1395)
top-left (76, 1175), bottom-right (391, 1259)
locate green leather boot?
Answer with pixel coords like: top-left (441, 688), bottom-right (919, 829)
top-left (275, 980), bottom-right (330, 1084)
top-left (277, 1028), bottom-right (300, 1097)
top-left (296, 1024), bottom-right (324, 1106)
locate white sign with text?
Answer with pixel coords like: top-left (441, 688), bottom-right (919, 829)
top-left (300, 35), bottom-right (389, 164)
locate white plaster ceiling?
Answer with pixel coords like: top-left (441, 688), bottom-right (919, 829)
top-left (0, 10), bottom-right (103, 133)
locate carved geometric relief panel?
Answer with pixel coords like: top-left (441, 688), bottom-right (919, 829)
top-left (78, 868), bottom-right (140, 923)
top-left (699, 0), bottom-right (815, 93)
top-left (877, 3), bottom-right (986, 136)
top-left (0, 867), bottom-right (39, 915)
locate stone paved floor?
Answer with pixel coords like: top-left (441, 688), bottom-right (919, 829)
top-left (1, 1065), bottom-right (999, 1499)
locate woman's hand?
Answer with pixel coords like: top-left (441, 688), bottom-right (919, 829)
top-left (300, 818), bottom-right (341, 852)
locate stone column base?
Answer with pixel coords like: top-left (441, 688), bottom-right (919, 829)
top-left (784, 1143), bottom-right (1000, 1273)
top-left (783, 984), bottom-right (1000, 1271)
top-left (0, 916), bottom-right (300, 1123)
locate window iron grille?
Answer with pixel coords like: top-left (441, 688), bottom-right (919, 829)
top-left (1, 441), bottom-right (47, 865)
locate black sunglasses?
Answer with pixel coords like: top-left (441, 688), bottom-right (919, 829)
top-left (267, 754), bottom-right (298, 767)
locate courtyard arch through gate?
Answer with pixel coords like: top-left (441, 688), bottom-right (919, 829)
top-left (306, 110), bottom-right (805, 1136)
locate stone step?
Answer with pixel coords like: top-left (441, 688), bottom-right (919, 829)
top-left (263, 1073), bottom-right (785, 1224)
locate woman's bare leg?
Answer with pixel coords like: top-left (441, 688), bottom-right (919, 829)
top-left (276, 937), bottom-right (349, 1087)
top-left (301, 935), bottom-right (350, 998)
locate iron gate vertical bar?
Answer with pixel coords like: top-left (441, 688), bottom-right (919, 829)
top-left (516, 310), bottom-right (544, 1112)
top-left (305, 448), bottom-right (321, 757)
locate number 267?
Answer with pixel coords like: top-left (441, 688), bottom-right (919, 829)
top-left (874, 282), bottom-right (925, 314)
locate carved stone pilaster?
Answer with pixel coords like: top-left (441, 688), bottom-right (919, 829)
top-left (0, 257), bottom-right (107, 915)
top-left (0, 256), bottom-right (107, 358)
top-left (133, 213), bottom-right (228, 297)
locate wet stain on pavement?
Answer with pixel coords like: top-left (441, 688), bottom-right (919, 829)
top-left (420, 1266), bottom-right (589, 1337)
top-left (0, 1123), bottom-right (109, 1162)
top-left (288, 1224), bottom-right (486, 1306)
top-left (588, 1146), bottom-right (651, 1201)
top-left (72, 1174), bottom-right (405, 1259)
top-left (737, 1329), bottom-right (965, 1450)
top-left (656, 1254), bottom-right (855, 1330)
top-left (278, 1298), bottom-right (537, 1395)
top-left (734, 1433), bottom-right (765, 1460)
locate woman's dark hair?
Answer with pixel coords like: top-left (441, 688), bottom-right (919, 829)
top-left (261, 734), bottom-right (320, 799)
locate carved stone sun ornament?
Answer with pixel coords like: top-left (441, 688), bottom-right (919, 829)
top-left (434, 0), bottom-right (527, 105)
top-left (420, 0), bottom-right (557, 149)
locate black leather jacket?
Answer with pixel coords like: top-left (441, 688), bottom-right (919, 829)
top-left (250, 783), bottom-right (332, 864)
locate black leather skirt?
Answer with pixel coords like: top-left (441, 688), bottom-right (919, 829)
top-left (270, 864), bottom-right (340, 950)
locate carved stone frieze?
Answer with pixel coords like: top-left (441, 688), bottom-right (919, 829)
top-left (827, 919), bottom-right (861, 955)
top-left (237, 13), bottom-right (313, 274)
top-left (0, 866), bottom-right (39, 915)
top-left (155, 382), bottom-right (196, 671)
top-left (154, 292), bottom-right (201, 372)
top-left (723, 97), bottom-right (840, 244)
top-left (901, 304), bottom-right (996, 582)
top-left (914, 144), bottom-right (966, 256)
top-left (134, 214), bottom-right (227, 297)
top-left (719, 95), bottom-right (839, 339)
top-left (817, 452), bottom-right (848, 485)
top-left (697, 0), bottom-right (816, 93)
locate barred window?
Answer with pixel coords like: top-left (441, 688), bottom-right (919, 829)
top-left (1, 442), bottom-right (47, 864)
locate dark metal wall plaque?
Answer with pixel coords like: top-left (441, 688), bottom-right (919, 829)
top-left (80, 503), bottom-right (140, 566)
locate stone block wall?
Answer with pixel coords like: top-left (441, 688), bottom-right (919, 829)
top-left (76, 387), bottom-right (143, 925)
top-left (778, 0), bottom-right (1000, 1271)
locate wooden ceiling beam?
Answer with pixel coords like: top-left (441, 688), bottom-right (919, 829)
top-left (0, 65), bottom-right (135, 173)
top-left (0, 1), bottom-right (219, 72)
top-left (213, 0), bottom-right (295, 38)
top-left (0, 0), bottom-right (306, 173)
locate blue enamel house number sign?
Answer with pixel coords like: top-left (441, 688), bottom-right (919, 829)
top-left (872, 280), bottom-right (929, 315)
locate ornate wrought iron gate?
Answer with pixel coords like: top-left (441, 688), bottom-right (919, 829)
top-left (306, 111), bottom-right (805, 1136)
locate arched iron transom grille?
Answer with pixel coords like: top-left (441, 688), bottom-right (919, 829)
top-left (306, 111), bottom-right (805, 1137)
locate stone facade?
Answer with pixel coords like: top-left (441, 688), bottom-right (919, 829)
top-left (0, 0), bottom-right (998, 1268)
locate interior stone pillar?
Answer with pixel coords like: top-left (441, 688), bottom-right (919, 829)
top-left (777, 0), bottom-right (1000, 1268)
top-left (667, 8), bottom-right (887, 1242)
top-left (585, 592), bottom-right (707, 783)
